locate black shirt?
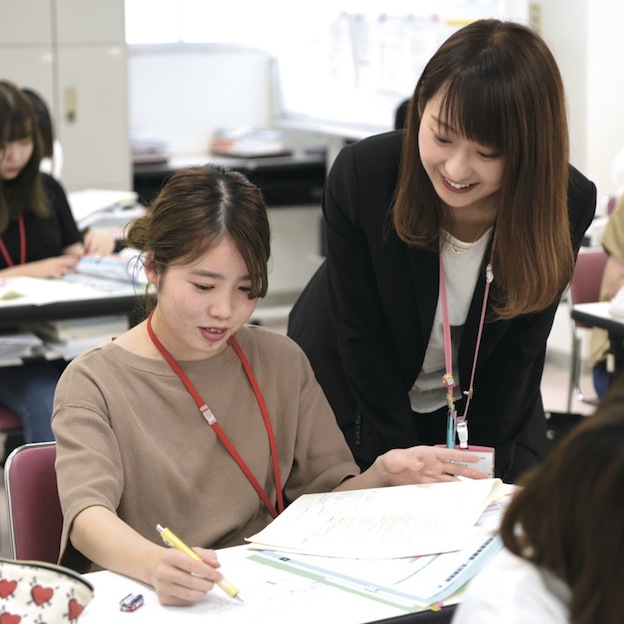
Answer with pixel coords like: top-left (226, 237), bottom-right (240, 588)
top-left (0, 173), bottom-right (82, 269)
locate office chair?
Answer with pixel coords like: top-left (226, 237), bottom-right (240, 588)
top-left (567, 247), bottom-right (608, 412)
top-left (605, 195), bottom-right (618, 215)
top-left (4, 441), bottom-right (63, 563)
top-left (0, 402), bottom-right (22, 434)
top-left (0, 402), bottom-right (24, 464)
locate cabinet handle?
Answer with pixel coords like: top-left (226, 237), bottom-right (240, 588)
top-left (65, 88), bottom-right (77, 123)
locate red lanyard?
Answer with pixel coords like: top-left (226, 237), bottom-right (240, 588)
top-left (146, 312), bottom-right (284, 518)
top-left (439, 235), bottom-right (495, 448)
top-left (0, 214), bottom-right (26, 267)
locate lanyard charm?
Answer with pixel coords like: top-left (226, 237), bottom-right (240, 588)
top-left (200, 404), bottom-right (216, 425)
top-left (457, 420), bottom-right (469, 449)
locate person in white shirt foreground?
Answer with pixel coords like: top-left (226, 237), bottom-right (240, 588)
top-left (452, 381), bottom-right (624, 624)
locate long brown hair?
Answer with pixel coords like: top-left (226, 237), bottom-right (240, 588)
top-left (393, 20), bottom-right (573, 319)
top-left (126, 164), bottom-right (271, 312)
top-left (23, 88), bottom-right (54, 159)
top-left (500, 385), bottom-right (624, 624)
top-left (0, 80), bottom-right (48, 233)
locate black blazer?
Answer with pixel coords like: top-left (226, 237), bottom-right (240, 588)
top-left (288, 130), bottom-right (597, 481)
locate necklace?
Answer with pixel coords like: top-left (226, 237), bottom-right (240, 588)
top-left (445, 222), bottom-right (491, 255)
top-left (448, 240), bottom-right (471, 254)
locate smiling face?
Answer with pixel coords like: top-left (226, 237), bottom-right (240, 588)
top-left (146, 237), bottom-right (258, 361)
top-left (418, 91), bottom-right (505, 224)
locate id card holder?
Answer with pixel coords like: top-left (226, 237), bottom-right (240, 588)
top-left (436, 444), bottom-right (495, 477)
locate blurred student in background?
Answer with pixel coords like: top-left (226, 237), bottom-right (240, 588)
top-left (590, 194), bottom-right (624, 398)
top-left (0, 79), bottom-right (111, 442)
top-left (590, 146), bottom-right (624, 399)
top-left (22, 86), bottom-right (116, 255)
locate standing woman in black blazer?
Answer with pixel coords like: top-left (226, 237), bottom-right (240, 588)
top-left (288, 19), bottom-right (596, 482)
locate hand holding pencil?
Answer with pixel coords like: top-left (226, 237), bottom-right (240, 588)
top-left (156, 524), bottom-right (244, 603)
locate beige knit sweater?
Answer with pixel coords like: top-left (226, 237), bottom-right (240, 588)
top-left (52, 324), bottom-right (359, 572)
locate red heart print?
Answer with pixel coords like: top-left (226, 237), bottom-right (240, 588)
top-left (31, 585), bottom-right (54, 605)
top-left (0, 580), bottom-right (17, 598)
top-left (68, 598), bottom-right (85, 620)
top-left (0, 612), bottom-right (21, 624)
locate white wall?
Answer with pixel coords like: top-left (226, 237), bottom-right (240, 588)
top-left (586, 0), bottom-right (624, 201)
top-left (128, 45), bottom-right (273, 156)
top-left (540, 0), bottom-right (624, 204)
top-left (127, 1), bottom-right (624, 202)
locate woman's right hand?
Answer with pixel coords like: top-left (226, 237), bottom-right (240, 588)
top-left (13, 254), bottom-right (80, 278)
top-left (69, 506), bottom-right (221, 606)
top-left (151, 547), bottom-right (225, 606)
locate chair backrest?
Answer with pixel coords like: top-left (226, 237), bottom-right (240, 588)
top-left (0, 402), bottom-right (22, 433)
top-left (569, 248), bottom-right (608, 328)
top-left (4, 442), bottom-right (62, 563)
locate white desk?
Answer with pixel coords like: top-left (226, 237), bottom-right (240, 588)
top-left (572, 301), bottom-right (624, 374)
top-left (572, 301), bottom-right (624, 335)
top-left (81, 546), bottom-right (456, 623)
top-left (0, 274), bottom-right (143, 330)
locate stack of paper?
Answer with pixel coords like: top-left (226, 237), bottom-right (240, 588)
top-left (245, 479), bottom-right (512, 610)
top-left (246, 478), bottom-right (503, 558)
top-left (0, 332), bottom-right (45, 365)
top-left (26, 315), bottom-right (129, 360)
top-left (34, 315), bottom-right (128, 343)
top-left (72, 249), bottom-right (148, 287)
top-left (68, 189), bottom-right (139, 228)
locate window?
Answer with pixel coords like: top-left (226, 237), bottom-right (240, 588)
top-left (125, 0), bottom-right (309, 50)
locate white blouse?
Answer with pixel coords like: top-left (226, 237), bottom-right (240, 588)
top-left (452, 548), bottom-right (571, 624)
top-left (409, 229), bottom-right (492, 413)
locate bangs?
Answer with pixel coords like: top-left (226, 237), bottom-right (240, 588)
top-left (439, 74), bottom-right (509, 151)
top-left (7, 113), bottom-right (32, 142)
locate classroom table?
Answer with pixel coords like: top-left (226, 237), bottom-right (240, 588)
top-left (571, 301), bottom-right (624, 370)
top-left (0, 276), bottom-right (144, 330)
top-left (80, 545), bottom-right (457, 624)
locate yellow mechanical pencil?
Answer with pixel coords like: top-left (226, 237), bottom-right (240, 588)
top-left (156, 524), bottom-right (244, 603)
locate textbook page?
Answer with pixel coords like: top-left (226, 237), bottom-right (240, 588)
top-left (246, 478), bottom-right (503, 558)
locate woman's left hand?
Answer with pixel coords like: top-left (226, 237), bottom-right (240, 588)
top-left (83, 229), bottom-right (116, 256)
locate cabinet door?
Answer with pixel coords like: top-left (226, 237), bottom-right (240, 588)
top-left (55, 0), bottom-right (125, 44)
top-left (0, 48), bottom-right (54, 100)
top-left (56, 45), bottom-right (130, 191)
top-left (0, 0), bottom-right (52, 44)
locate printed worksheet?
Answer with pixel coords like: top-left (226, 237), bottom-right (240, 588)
top-left (246, 478), bottom-right (503, 558)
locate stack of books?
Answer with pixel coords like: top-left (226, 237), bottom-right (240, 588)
top-left (28, 315), bottom-right (129, 360)
top-left (0, 332), bottom-right (45, 366)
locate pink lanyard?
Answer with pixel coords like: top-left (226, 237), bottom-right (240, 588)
top-left (439, 236), bottom-right (495, 448)
top-left (0, 214), bottom-right (26, 266)
top-left (146, 312), bottom-right (284, 518)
